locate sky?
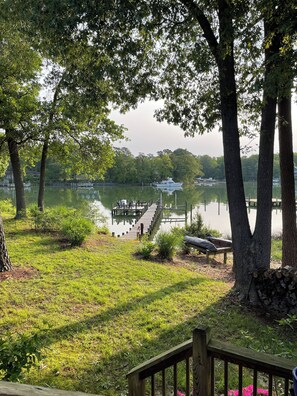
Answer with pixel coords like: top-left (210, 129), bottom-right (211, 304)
top-left (110, 100), bottom-right (297, 158)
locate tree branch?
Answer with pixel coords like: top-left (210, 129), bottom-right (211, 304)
top-left (178, 0), bottom-right (219, 63)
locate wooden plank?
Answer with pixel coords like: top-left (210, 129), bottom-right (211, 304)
top-left (122, 204), bottom-right (158, 240)
top-left (0, 382), bottom-right (100, 396)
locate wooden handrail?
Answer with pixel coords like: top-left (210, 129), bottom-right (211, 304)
top-left (208, 339), bottom-right (295, 379)
top-left (127, 339), bottom-right (192, 380)
top-left (127, 327), bottom-right (297, 396)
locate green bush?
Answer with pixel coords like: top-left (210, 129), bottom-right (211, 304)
top-left (29, 206), bottom-right (76, 232)
top-left (0, 199), bottom-right (15, 216)
top-left (61, 217), bottom-right (94, 246)
top-left (185, 212), bottom-right (221, 238)
top-left (136, 236), bottom-right (155, 259)
top-left (155, 231), bottom-right (181, 260)
top-left (97, 224), bottom-right (110, 235)
top-left (0, 333), bottom-right (42, 382)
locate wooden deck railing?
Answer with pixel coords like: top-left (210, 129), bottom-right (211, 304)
top-left (127, 327), bottom-right (296, 396)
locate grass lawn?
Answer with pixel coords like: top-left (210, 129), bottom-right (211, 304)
top-left (0, 217), bottom-right (296, 395)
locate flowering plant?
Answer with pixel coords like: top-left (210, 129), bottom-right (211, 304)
top-left (228, 385), bottom-right (268, 396)
top-left (178, 384), bottom-right (268, 396)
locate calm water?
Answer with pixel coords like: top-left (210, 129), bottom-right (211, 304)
top-left (0, 182), bottom-right (283, 237)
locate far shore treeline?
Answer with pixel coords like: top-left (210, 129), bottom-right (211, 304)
top-left (6, 147), bottom-right (295, 186)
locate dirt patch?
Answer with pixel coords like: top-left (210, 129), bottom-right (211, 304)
top-left (172, 253), bottom-right (235, 284)
top-left (0, 266), bottom-right (38, 282)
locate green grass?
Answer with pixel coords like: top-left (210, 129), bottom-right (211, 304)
top-left (0, 217), bottom-right (296, 395)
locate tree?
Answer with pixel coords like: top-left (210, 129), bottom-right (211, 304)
top-left (171, 148), bottom-right (202, 183)
top-left (12, 0), bottom-right (292, 299)
top-left (0, 12), bottom-right (41, 217)
top-left (105, 148), bottom-right (137, 184)
top-left (0, 217), bottom-right (12, 272)
top-left (199, 155), bottom-right (218, 179)
top-left (154, 151), bottom-right (174, 181)
top-left (0, 143), bottom-right (11, 272)
top-left (275, 1), bottom-right (297, 268)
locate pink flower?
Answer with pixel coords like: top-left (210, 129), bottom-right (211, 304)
top-left (228, 385), bottom-right (268, 396)
top-left (177, 391), bottom-right (185, 396)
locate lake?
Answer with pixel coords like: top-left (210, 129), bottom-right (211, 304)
top-left (0, 182), bottom-right (284, 237)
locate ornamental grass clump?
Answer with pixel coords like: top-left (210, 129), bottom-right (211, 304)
top-left (155, 231), bottom-right (181, 260)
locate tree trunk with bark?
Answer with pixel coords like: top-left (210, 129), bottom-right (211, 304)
top-left (216, 3), bottom-right (278, 300)
top-left (38, 138), bottom-right (49, 212)
top-left (0, 216), bottom-right (12, 272)
top-left (7, 135), bottom-right (27, 218)
top-left (278, 92), bottom-right (297, 268)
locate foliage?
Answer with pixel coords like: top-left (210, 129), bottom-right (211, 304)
top-left (29, 205), bottom-right (76, 232)
top-left (136, 236), bottom-right (155, 259)
top-left (277, 314), bottom-right (297, 330)
top-left (185, 212), bottom-right (221, 238)
top-left (0, 199), bottom-right (15, 216)
top-left (28, 205), bottom-right (95, 246)
top-left (155, 231), bottom-right (182, 260)
top-left (0, 333), bottom-right (42, 382)
top-left (61, 217), bottom-right (94, 246)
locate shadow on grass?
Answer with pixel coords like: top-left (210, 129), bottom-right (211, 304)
top-left (34, 290), bottom-right (240, 395)
top-left (37, 277), bottom-right (206, 348)
top-left (33, 287), bottom-right (297, 396)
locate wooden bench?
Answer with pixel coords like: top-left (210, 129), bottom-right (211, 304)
top-left (184, 236), bottom-right (232, 264)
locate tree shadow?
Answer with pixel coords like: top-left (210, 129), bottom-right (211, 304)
top-left (31, 285), bottom-right (297, 395)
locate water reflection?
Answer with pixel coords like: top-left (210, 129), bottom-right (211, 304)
top-left (0, 182), bottom-right (283, 237)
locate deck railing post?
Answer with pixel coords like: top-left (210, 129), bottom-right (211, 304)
top-left (192, 327), bottom-right (211, 396)
top-left (127, 372), bottom-right (145, 396)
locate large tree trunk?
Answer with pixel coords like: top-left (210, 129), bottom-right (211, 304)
top-left (0, 216), bottom-right (12, 272)
top-left (183, 0), bottom-right (274, 300)
top-left (217, 2), bottom-right (278, 300)
top-left (7, 135), bottom-right (27, 219)
top-left (38, 138), bottom-right (49, 212)
top-left (278, 92), bottom-right (297, 268)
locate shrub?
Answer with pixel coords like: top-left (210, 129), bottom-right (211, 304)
top-left (61, 217), bottom-right (94, 246)
top-left (137, 236), bottom-right (155, 259)
top-left (155, 231), bottom-right (181, 260)
top-left (185, 212), bottom-right (221, 238)
top-left (0, 333), bottom-right (42, 381)
top-left (29, 206), bottom-right (76, 232)
top-left (97, 224), bottom-right (110, 235)
top-left (0, 199), bottom-right (15, 216)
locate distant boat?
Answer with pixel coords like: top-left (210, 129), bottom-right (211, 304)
top-left (76, 182), bottom-right (94, 189)
top-left (196, 177), bottom-right (217, 186)
top-left (154, 177), bottom-right (183, 192)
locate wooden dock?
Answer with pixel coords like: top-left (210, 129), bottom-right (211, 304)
top-left (112, 202), bottom-right (149, 217)
top-left (121, 203), bottom-right (159, 240)
top-left (246, 198), bottom-right (282, 208)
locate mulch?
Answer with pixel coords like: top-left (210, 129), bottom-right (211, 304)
top-left (0, 266), bottom-right (38, 282)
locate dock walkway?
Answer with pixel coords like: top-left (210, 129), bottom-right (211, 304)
top-left (246, 198), bottom-right (282, 208)
top-left (121, 203), bottom-right (158, 240)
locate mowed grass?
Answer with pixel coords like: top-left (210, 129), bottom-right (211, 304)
top-left (1, 217), bottom-right (296, 395)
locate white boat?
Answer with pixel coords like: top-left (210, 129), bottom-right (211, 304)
top-left (76, 182), bottom-right (94, 189)
top-left (154, 178), bottom-right (183, 190)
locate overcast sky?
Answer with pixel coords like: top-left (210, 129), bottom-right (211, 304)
top-left (111, 100), bottom-right (297, 157)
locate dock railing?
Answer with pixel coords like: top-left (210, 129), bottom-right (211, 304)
top-left (127, 327), bottom-right (296, 396)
